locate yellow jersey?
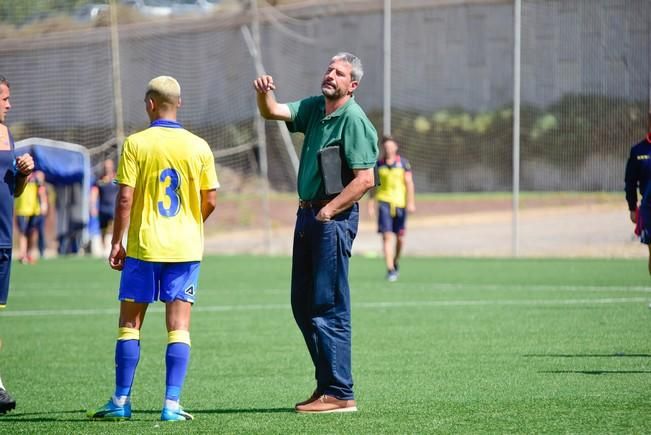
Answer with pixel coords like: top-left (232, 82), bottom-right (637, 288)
top-left (14, 180), bottom-right (40, 217)
top-left (375, 155), bottom-right (411, 208)
top-left (116, 121), bottom-right (219, 262)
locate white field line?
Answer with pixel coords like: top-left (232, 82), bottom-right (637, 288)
top-left (0, 297), bottom-right (647, 317)
top-left (389, 284), bottom-right (651, 293)
top-left (9, 283), bottom-right (651, 294)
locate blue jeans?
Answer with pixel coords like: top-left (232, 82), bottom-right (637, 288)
top-left (291, 203), bottom-right (359, 400)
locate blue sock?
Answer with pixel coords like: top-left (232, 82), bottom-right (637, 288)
top-left (114, 327), bottom-right (140, 399)
top-left (165, 331), bottom-right (191, 403)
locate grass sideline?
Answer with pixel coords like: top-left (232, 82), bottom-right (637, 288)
top-left (0, 256), bottom-right (649, 433)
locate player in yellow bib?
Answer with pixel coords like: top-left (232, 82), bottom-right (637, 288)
top-left (87, 76), bottom-right (219, 422)
top-left (369, 136), bottom-right (416, 281)
top-left (117, 122), bottom-right (215, 262)
top-left (14, 173), bottom-right (46, 264)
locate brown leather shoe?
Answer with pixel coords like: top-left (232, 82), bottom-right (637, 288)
top-left (294, 390), bottom-right (321, 408)
top-left (295, 394), bottom-right (357, 414)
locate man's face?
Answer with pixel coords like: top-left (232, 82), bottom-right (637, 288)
top-left (383, 139), bottom-right (398, 157)
top-left (0, 84), bottom-right (11, 124)
top-left (321, 59), bottom-right (358, 100)
top-left (103, 159), bottom-right (115, 176)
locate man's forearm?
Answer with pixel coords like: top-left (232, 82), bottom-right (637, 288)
top-left (625, 187), bottom-right (638, 211)
top-left (111, 212), bottom-right (129, 245)
top-left (201, 203), bottom-right (215, 222)
top-left (624, 157), bottom-right (638, 211)
top-left (325, 172), bottom-right (375, 217)
top-left (201, 190), bottom-right (217, 222)
top-left (38, 186), bottom-right (48, 213)
top-left (406, 181), bottom-right (415, 208)
top-left (14, 173), bottom-right (27, 197)
top-left (256, 92), bottom-right (291, 121)
top-left (111, 196), bottom-right (131, 245)
top-left (257, 92), bottom-right (275, 120)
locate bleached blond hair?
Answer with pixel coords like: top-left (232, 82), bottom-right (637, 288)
top-left (146, 76), bottom-right (181, 103)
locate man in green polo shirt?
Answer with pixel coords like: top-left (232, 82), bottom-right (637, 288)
top-left (253, 52), bottom-right (378, 414)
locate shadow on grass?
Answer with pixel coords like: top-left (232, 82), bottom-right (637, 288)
top-left (524, 353), bottom-right (651, 358)
top-left (159, 408), bottom-right (294, 415)
top-left (540, 370), bottom-right (651, 375)
top-left (1, 409), bottom-right (84, 416)
top-left (0, 418), bottom-right (90, 422)
top-left (0, 407), bottom-right (295, 422)
top-left (135, 407), bottom-right (295, 415)
top-left (0, 409), bottom-right (89, 422)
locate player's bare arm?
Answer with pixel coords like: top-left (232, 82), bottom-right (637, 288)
top-left (14, 153), bottom-right (34, 197)
top-left (405, 171), bottom-right (416, 213)
top-left (89, 186), bottom-right (99, 217)
top-left (253, 75), bottom-right (291, 121)
top-left (200, 189), bottom-right (217, 222)
top-left (630, 210), bottom-right (637, 224)
top-left (109, 184), bottom-right (134, 271)
top-left (316, 167), bottom-right (375, 222)
top-left (367, 189), bottom-right (376, 218)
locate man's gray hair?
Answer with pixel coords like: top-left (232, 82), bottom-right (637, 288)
top-left (0, 75), bottom-right (9, 88)
top-left (331, 52), bottom-right (364, 82)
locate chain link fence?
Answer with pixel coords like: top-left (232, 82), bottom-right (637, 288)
top-left (0, 0), bottom-right (649, 255)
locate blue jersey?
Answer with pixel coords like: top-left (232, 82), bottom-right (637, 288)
top-left (624, 134), bottom-right (651, 211)
top-left (95, 178), bottom-right (119, 216)
top-left (0, 130), bottom-right (16, 248)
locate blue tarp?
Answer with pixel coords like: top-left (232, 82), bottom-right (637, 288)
top-left (15, 138), bottom-right (92, 248)
top-left (15, 137), bottom-right (91, 189)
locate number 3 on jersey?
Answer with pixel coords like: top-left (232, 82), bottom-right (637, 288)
top-left (158, 168), bottom-right (181, 217)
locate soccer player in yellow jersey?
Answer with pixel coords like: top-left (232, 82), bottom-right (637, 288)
top-left (87, 76), bottom-right (219, 422)
top-left (368, 136), bottom-right (415, 282)
top-left (14, 172), bottom-right (46, 264)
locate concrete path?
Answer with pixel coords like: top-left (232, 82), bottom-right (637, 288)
top-left (204, 203), bottom-right (645, 258)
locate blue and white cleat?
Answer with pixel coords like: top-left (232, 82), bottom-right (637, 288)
top-left (161, 406), bottom-right (194, 421)
top-left (86, 399), bottom-right (131, 421)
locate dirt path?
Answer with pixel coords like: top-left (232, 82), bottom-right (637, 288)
top-left (204, 200), bottom-right (644, 258)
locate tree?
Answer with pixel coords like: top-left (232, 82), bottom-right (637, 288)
top-left (0, 0), bottom-right (93, 25)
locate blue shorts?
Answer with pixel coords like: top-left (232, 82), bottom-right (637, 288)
top-left (99, 212), bottom-right (114, 230)
top-left (119, 257), bottom-right (200, 304)
top-left (0, 248), bottom-right (11, 306)
top-left (377, 201), bottom-right (407, 235)
top-left (16, 215), bottom-right (42, 235)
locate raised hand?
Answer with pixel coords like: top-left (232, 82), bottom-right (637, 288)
top-left (253, 75), bottom-right (276, 94)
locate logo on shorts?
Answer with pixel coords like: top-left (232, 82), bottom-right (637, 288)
top-left (184, 285), bottom-right (195, 296)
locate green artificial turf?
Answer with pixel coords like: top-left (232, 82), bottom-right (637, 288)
top-left (0, 256), bottom-right (649, 433)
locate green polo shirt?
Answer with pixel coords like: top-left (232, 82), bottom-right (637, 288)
top-left (286, 95), bottom-right (378, 200)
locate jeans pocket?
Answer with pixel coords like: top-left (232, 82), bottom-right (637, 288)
top-left (312, 223), bottom-right (338, 311)
top-left (346, 210), bottom-right (359, 243)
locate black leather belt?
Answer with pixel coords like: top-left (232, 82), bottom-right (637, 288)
top-left (298, 199), bottom-right (331, 209)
